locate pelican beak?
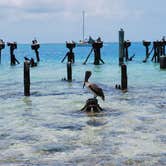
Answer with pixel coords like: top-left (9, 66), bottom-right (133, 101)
top-left (83, 82), bottom-right (85, 88)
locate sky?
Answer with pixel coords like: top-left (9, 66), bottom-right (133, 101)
top-left (0, 0), bottom-right (165, 43)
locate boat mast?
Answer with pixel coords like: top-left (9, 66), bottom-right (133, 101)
top-left (82, 11), bottom-right (85, 41)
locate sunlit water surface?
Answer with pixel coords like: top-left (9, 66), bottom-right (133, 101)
top-left (0, 43), bottom-right (165, 165)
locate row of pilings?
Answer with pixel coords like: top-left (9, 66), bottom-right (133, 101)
top-left (118, 29), bottom-right (166, 68)
top-left (142, 39), bottom-right (166, 67)
top-left (1, 33), bottom-right (165, 67)
top-left (1, 29), bottom-right (166, 99)
top-left (0, 39), bottom-right (40, 65)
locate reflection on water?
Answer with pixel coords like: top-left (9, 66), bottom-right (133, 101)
top-left (0, 43), bottom-right (166, 165)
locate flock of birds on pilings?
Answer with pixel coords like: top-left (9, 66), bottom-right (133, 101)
top-left (0, 30), bottom-right (166, 112)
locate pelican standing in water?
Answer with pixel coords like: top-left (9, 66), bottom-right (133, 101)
top-left (83, 71), bottom-right (105, 101)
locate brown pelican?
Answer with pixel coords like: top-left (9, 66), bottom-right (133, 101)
top-left (83, 71), bottom-right (105, 101)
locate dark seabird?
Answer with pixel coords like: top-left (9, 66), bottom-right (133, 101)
top-left (24, 56), bottom-right (30, 61)
top-left (83, 71), bottom-right (105, 101)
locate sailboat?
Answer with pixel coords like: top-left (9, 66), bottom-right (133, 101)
top-left (77, 11), bottom-right (94, 47)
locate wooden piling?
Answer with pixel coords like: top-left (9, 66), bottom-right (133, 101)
top-left (160, 56), bottom-right (166, 69)
top-left (35, 50), bottom-right (40, 62)
top-left (92, 42), bottom-right (104, 65)
top-left (31, 40), bottom-right (40, 62)
top-left (123, 40), bottom-right (131, 61)
top-left (94, 48), bottom-right (100, 65)
top-left (0, 49), bottom-right (2, 64)
top-left (83, 48), bottom-right (93, 64)
top-left (62, 42), bottom-right (76, 63)
top-left (81, 98), bottom-right (102, 112)
top-left (7, 42), bottom-right (19, 65)
top-left (119, 29), bottom-right (124, 65)
top-left (0, 40), bottom-right (5, 64)
top-left (142, 40), bottom-right (151, 62)
top-left (24, 61), bottom-right (30, 96)
top-left (163, 40), bottom-right (166, 55)
top-left (67, 62), bottom-right (72, 81)
top-left (121, 64), bottom-right (127, 91)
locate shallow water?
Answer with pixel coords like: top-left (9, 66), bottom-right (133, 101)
top-left (0, 43), bottom-right (166, 165)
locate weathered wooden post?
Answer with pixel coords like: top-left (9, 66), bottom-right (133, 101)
top-left (157, 41), bottom-right (162, 62)
top-left (161, 40), bottom-right (165, 56)
top-left (162, 37), bottom-right (166, 55)
top-left (7, 42), bottom-right (19, 65)
top-left (151, 41), bottom-right (164, 63)
top-left (0, 39), bottom-right (5, 64)
top-left (119, 28), bottom-right (124, 65)
top-left (24, 61), bottom-right (30, 96)
top-left (67, 62), bottom-right (72, 81)
top-left (31, 39), bottom-right (40, 62)
top-left (142, 40), bottom-right (151, 62)
top-left (30, 58), bottom-right (37, 67)
top-left (81, 98), bottom-right (102, 112)
top-left (123, 40), bottom-right (131, 61)
top-left (92, 41), bottom-right (104, 65)
top-left (121, 64), bottom-right (128, 91)
top-left (151, 41), bottom-right (158, 63)
top-left (83, 48), bottom-right (93, 64)
top-left (160, 56), bottom-right (166, 69)
top-left (159, 41), bottom-right (163, 56)
top-left (61, 42), bottom-right (76, 63)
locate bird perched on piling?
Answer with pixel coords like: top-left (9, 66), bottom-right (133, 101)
top-left (24, 56), bottom-right (30, 61)
top-left (83, 71), bottom-right (105, 101)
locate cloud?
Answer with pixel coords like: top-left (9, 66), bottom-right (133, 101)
top-left (0, 0), bottom-right (131, 21)
top-left (0, 0), bottom-right (162, 22)
top-left (0, 0), bottom-right (165, 42)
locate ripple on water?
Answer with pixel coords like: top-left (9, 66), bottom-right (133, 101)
top-left (13, 134), bottom-right (39, 143)
top-left (35, 143), bottom-right (77, 155)
top-left (86, 119), bottom-right (107, 127)
top-left (42, 122), bottom-right (84, 131)
top-left (156, 135), bottom-right (166, 144)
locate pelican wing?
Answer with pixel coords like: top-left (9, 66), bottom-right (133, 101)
top-left (89, 83), bottom-right (105, 100)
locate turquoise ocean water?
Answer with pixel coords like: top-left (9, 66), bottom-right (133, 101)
top-left (0, 43), bottom-right (165, 165)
